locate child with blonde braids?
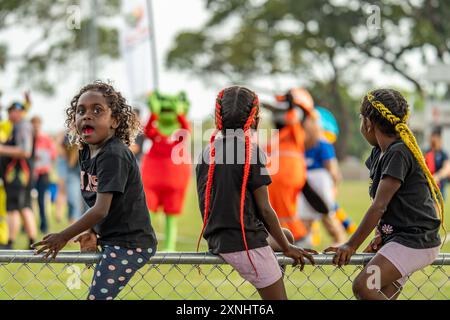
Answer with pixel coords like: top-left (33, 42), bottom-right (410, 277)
top-left (325, 89), bottom-right (443, 300)
top-left (196, 86), bottom-right (317, 300)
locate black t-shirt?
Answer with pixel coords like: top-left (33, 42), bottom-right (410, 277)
top-left (196, 134), bottom-right (272, 254)
top-left (366, 140), bottom-right (441, 249)
top-left (79, 136), bottom-right (157, 249)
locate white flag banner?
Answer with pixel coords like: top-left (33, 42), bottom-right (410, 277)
top-left (120, 0), bottom-right (154, 100)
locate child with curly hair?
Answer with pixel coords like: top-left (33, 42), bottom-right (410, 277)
top-left (33, 81), bottom-right (157, 300)
top-left (325, 89), bottom-right (443, 300)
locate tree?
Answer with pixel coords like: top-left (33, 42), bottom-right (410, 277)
top-left (0, 0), bottom-right (120, 94)
top-left (166, 0), bottom-right (450, 158)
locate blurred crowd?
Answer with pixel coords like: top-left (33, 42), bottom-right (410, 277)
top-left (0, 94), bottom-right (80, 249)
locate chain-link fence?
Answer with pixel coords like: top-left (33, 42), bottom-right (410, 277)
top-left (0, 250), bottom-right (448, 300)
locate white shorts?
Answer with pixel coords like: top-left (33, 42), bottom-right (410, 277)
top-left (298, 169), bottom-right (335, 221)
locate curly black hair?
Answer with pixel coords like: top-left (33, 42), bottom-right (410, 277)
top-left (360, 88), bottom-right (409, 136)
top-left (66, 80), bottom-right (141, 146)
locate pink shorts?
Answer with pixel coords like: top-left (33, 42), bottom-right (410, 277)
top-left (377, 241), bottom-right (440, 286)
top-left (220, 246), bottom-right (283, 289)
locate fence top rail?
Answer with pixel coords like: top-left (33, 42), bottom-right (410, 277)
top-left (0, 250), bottom-right (449, 265)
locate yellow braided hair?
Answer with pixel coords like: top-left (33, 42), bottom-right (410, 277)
top-left (366, 93), bottom-right (446, 242)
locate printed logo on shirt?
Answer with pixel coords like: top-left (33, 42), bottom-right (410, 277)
top-left (381, 224), bottom-right (394, 235)
top-left (80, 170), bottom-right (98, 192)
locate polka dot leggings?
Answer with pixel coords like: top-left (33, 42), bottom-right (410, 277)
top-left (87, 245), bottom-right (155, 300)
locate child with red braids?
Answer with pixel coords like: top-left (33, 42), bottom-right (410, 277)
top-left (196, 86), bottom-right (317, 300)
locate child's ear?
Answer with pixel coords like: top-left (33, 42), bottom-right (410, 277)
top-left (111, 117), bottom-right (119, 129)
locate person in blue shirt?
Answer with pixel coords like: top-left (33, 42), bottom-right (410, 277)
top-left (299, 137), bottom-right (347, 247)
top-left (299, 106), bottom-right (357, 246)
top-left (425, 127), bottom-right (450, 199)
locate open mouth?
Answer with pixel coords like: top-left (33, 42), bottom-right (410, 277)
top-left (82, 125), bottom-right (94, 135)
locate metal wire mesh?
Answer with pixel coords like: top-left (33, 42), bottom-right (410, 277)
top-left (0, 250), bottom-right (448, 300)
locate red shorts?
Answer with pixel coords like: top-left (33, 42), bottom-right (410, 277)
top-left (144, 187), bottom-right (186, 215)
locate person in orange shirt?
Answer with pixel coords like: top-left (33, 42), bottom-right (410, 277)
top-left (31, 116), bottom-right (57, 234)
top-left (266, 88), bottom-right (320, 245)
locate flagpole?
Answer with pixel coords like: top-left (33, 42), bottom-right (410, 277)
top-left (146, 0), bottom-right (159, 90)
top-left (88, 0), bottom-right (98, 81)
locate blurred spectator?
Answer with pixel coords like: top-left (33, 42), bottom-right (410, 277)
top-left (55, 132), bottom-right (83, 224)
top-left (31, 116), bottom-right (57, 234)
top-left (0, 102), bottom-right (37, 249)
top-left (298, 138), bottom-right (347, 247)
top-left (130, 108), bottom-right (145, 164)
top-left (0, 101), bottom-right (11, 249)
top-left (425, 126), bottom-right (450, 199)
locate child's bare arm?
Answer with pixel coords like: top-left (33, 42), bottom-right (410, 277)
top-left (253, 185), bottom-right (316, 269)
top-left (32, 193), bottom-right (113, 259)
top-left (253, 185), bottom-right (290, 251)
top-left (59, 192), bottom-right (113, 241)
top-left (325, 176), bottom-right (402, 266)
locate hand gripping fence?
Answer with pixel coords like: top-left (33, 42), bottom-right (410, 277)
top-left (0, 250), bottom-right (448, 300)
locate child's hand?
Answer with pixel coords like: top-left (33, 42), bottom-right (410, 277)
top-left (363, 234), bottom-right (382, 253)
top-left (283, 244), bottom-right (317, 271)
top-left (324, 243), bottom-right (356, 267)
top-left (74, 231), bottom-right (98, 252)
top-left (32, 233), bottom-right (69, 260)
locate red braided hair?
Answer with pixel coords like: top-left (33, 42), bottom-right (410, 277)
top-left (198, 89), bottom-right (260, 276)
top-left (239, 95), bottom-right (259, 275)
top-left (196, 90), bottom-right (224, 252)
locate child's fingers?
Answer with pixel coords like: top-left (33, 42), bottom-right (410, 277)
top-left (31, 241), bottom-right (46, 249)
top-left (290, 254), bottom-right (299, 267)
top-left (302, 251), bottom-right (315, 266)
top-left (43, 249), bottom-right (54, 260)
top-left (35, 244), bottom-right (50, 255)
top-left (304, 248), bottom-right (319, 255)
top-left (345, 252), bottom-right (352, 265)
top-left (332, 251), bottom-right (341, 266)
top-left (344, 252), bottom-right (351, 265)
top-left (297, 254), bottom-right (305, 271)
top-left (337, 251), bottom-right (347, 267)
top-left (323, 247), bottom-right (338, 253)
top-left (51, 249), bottom-right (60, 260)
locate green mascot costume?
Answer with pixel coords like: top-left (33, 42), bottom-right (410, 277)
top-left (141, 91), bottom-right (191, 251)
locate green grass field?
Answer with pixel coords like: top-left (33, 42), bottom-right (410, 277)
top-left (0, 181), bottom-right (448, 300)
